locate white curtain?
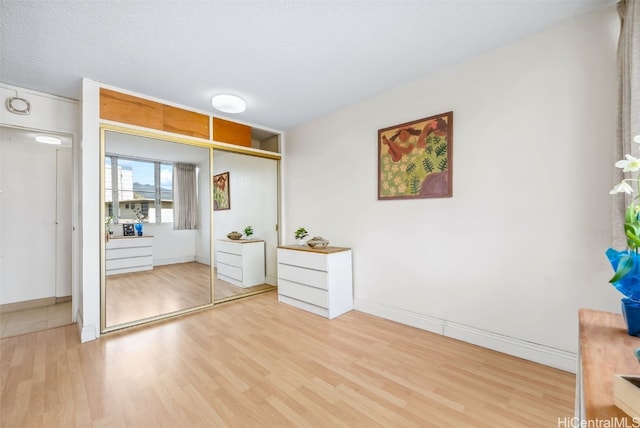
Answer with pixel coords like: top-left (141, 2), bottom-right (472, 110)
top-left (613, 0), bottom-right (640, 248)
top-left (173, 163), bottom-right (199, 230)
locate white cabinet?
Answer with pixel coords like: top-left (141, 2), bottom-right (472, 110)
top-left (105, 236), bottom-right (153, 275)
top-left (216, 239), bottom-right (265, 287)
top-left (277, 245), bottom-right (353, 319)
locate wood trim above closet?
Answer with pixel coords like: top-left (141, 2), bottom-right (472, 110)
top-left (100, 88), bottom-right (164, 130)
top-left (100, 88), bottom-right (209, 140)
top-left (212, 117), bottom-right (251, 147)
top-left (162, 104), bottom-right (209, 139)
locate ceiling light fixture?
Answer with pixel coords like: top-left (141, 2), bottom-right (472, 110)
top-left (211, 94), bottom-right (246, 114)
top-left (35, 135), bottom-right (62, 145)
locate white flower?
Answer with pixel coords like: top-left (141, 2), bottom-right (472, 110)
top-left (615, 154), bottom-right (640, 172)
top-left (634, 134), bottom-right (640, 144)
top-left (610, 181), bottom-right (634, 195)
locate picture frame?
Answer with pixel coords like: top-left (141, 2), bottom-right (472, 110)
top-left (378, 111), bottom-right (453, 200)
top-left (213, 172), bottom-right (230, 211)
top-left (122, 223), bottom-right (135, 236)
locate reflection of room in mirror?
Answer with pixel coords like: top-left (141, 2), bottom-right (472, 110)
top-left (102, 130), bottom-right (281, 330)
top-left (103, 131), bottom-right (213, 330)
top-left (212, 150), bottom-right (279, 303)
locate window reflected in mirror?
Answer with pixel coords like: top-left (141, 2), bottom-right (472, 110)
top-left (105, 156), bottom-right (174, 224)
top-left (102, 129), bottom-right (213, 331)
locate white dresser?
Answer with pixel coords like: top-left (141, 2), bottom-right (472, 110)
top-left (216, 239), bottom-right (266, 287)
top-left (277, 245), bottom-right (353, 319)
top-left (105, 236), bottom-right (153, 275)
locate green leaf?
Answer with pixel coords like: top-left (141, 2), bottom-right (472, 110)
top-left (626, 205), bottom-right (635, 224)
top-left (610, 254), bottom-right (635, 283)
top-left (625, 223), bottom-right (640, 248)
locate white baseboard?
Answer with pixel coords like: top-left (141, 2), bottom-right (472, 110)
top-left (354, 298), bottom-right (576, 373)
top-left (75, 310), bottom-right (97, 343)
top-left (444, 321), bottom-right (576, 372)
top-left (154, 256), bottom-right (196, 266)
top-left (355, 298), bottom-right (445, 335)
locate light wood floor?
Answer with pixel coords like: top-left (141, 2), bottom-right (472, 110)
top-left (0, 291), bottom-right (575, 427)
top-left (106, 262), bottom-right (274, 327)
top-left (106, 262), bottom-right (211, 327)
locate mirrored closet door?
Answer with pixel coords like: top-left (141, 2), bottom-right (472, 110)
top-left (212, 149), bottom-right (278, 303)
top-left (100, 126), bottom-right (281, 332)
top-left (101, 129), bottom-right (213, 331)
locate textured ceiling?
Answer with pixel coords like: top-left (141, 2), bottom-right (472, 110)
top-left (0, 0), bottom-right (612, 131)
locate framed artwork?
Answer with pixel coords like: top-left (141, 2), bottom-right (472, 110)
top-left (378, 111), bottom-right (453, 200)
top-left (122, 223), bottom-right (135, 236)
top-left (213, 172), bottom-right (230, 211)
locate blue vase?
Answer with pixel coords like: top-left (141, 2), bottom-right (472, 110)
top-left (606, 248), bottom-right (640, 301)
top-left (134, 223), bottom-right (143, 236)
top-left (621, 298), bottom-right (640, 337)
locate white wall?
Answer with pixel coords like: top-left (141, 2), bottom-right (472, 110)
top-left (284, 6), bottom-right (621, 371)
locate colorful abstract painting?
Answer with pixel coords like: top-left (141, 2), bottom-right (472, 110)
top-left (378, 111), bottom-right (453, 200)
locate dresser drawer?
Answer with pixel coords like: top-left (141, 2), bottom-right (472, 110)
top-left (217, 251), bottom-right (242, 268)
top-left (107, 255), bottom-right (153, 270)
top-left (278, 279), bottom-right (328, 308)
top-left (278, 263), bottom-right (328, 290)
top-left (278, 295), bottom-right (329, 318)
top-left (106, 237), bottom-right (152, 250)
top-left (106, 246), bottom-right (152, 260)
top-left (277, 248), bottom-right (327, 271)
top-left (216, 240), bottom-right (242, 255)
top-left (218, 262), bottom-right (242, 281)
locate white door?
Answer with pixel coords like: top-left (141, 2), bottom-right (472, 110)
top-left (0, 129), bottom-right (72, 305)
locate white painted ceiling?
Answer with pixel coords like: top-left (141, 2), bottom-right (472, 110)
top-left (1, 0), bottom-right (613, 131)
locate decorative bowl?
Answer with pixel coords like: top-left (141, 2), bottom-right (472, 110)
top-left (306, 236), bottom-right (329, 248)
top-left (227, 231), bottom-right (242, 240)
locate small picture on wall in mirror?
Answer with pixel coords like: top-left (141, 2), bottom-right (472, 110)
top-left (213, 172), bottom-right (230, 211)
top-left (123, 223), bottom-right (135, 236)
